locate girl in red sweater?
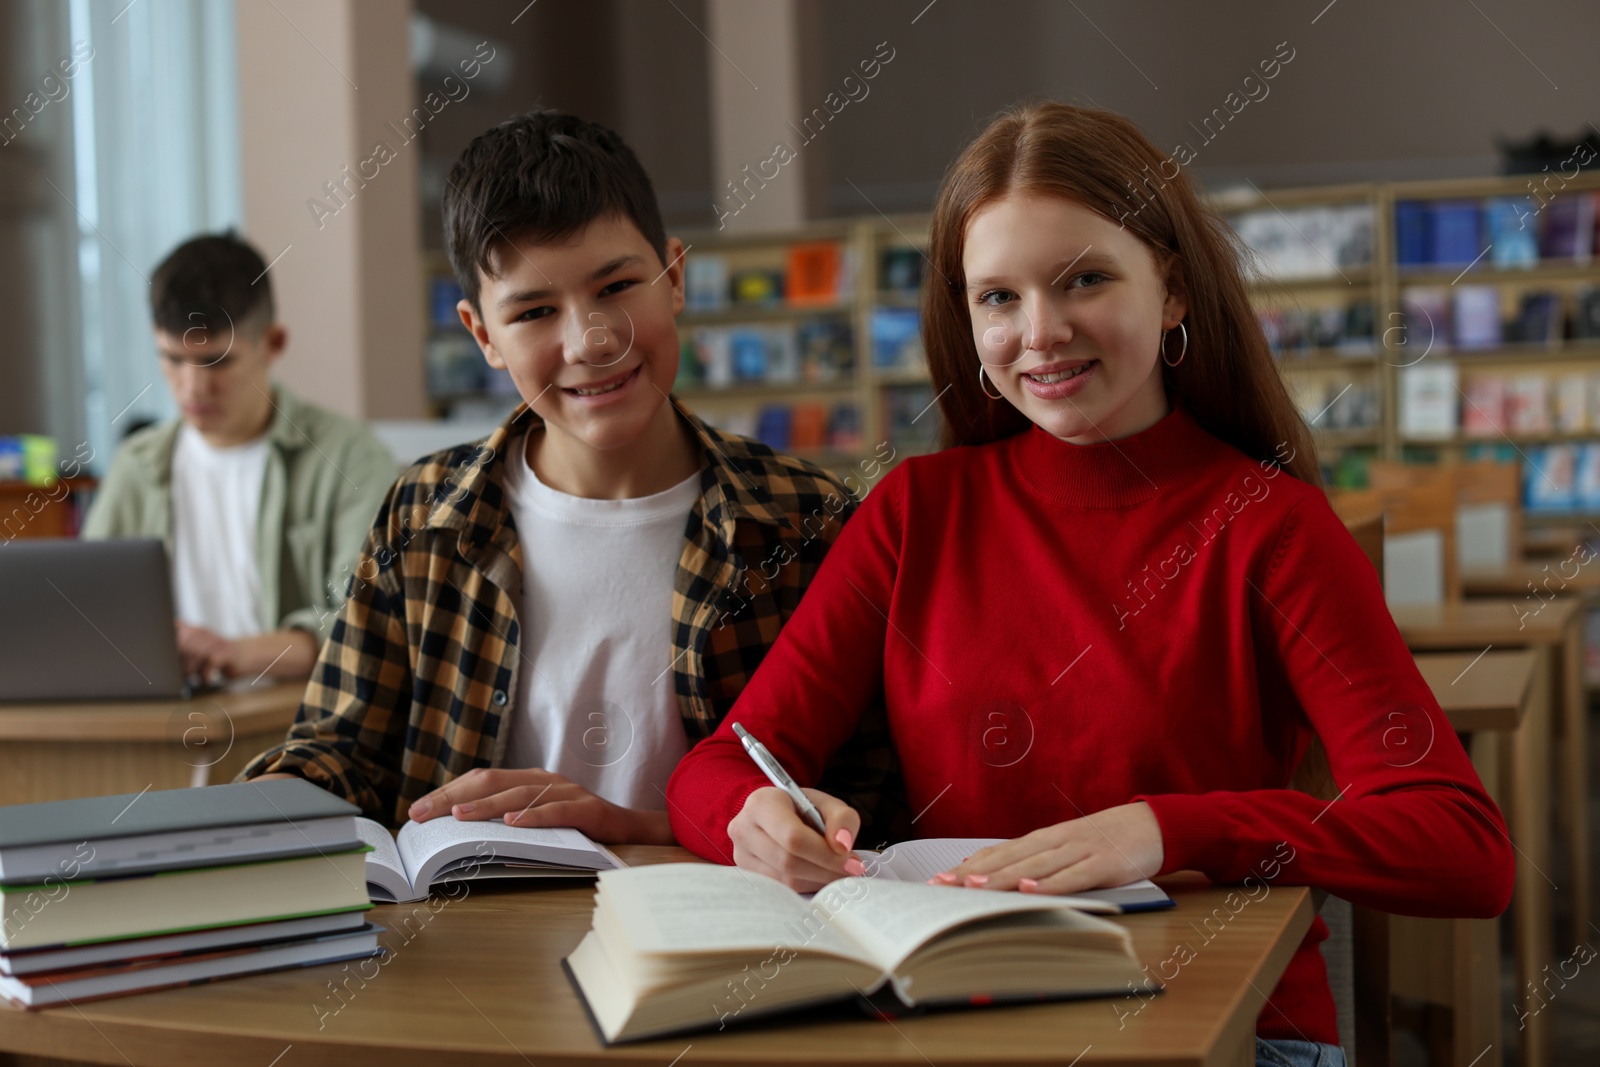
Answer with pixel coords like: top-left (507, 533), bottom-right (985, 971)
top-left (665, 103), bottom-right (1512, 1065)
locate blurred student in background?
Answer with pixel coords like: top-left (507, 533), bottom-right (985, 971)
top-left (83, 233), bottom-right (395, 683)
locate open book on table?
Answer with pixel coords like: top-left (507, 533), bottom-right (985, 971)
top-left (355, 816), bottom-right (624, 904)
top-left (863, 838), bottom-right (1174, 913)
top-left (565, 862), bottom-right (1152, 1044)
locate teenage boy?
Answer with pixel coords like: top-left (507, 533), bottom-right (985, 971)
top-left (84, 233), bottom-right (396, 683)
top-left (240, 111), bottom-right (900, 845)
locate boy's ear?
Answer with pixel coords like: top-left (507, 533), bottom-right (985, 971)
top-left (659, 236), bottom-right (686, 317)
top-left (457, 297), bottom-right (507, 369)
top-left (261, 322), bottom-right (289, 363)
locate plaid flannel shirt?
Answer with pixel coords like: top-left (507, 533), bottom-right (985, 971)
top-left (237, 399), bottom-right (906, 842)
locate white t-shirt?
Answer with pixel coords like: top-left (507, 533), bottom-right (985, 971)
top-left (170, 423), bottom-right (270, 639)
top-left (501, 432), bottom-right (702, 811)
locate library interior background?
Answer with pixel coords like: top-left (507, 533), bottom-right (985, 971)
top-left (1, 2), bottom-right (1598, 1064)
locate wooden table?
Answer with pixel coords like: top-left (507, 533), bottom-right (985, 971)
top-left (0, 848), bottom-right (1315, 1067)
top-left (1462, 560), bottom-right (1600, 601)
top-left (1408, 649), bottom-right (1545, 1067)
top-left (1390, 597), bottom-right (1587, 956)
top-left (0, 682), bottom-right (303, 806)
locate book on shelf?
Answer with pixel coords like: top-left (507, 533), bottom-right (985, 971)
top-left (755, 405), bottom-right (793, 452)
top-left (1400, 288), bottom-right (1452, 352)
top-left (1394, 200), bottom-right (1432, 267)
top-left (1541, 194), bottom-right (1596, 261)
top-left (789, 402), bottom-right (829, 451)
top-left (563, 862), bottom-right (1150, 1044)
top-left (871, 307), bottom-right (922, 369)
top-left (685, 254), bottom-right (729, 311)
top-left (355, 816), bottom-right (623, 905)
top-left (828, 403), bottom-right (863, 452)
top-left (1513, 291), bottom-right (1562, 346)
top-left (1526, 445), bottom-right (1580, 512)
top-left (1453, 285), bottom-right (1502, 350)
top-left (1231, 203), bottom-right (1372, 279)
top-left (1486, 197), bottom-right (1541, 267)
top-left (785, 241), bottom-right (844, 306)
top-left (1430, 199), bottom-right (1483, 266)
top-left (796, 318), bottom-right (855, 381)
top-left (1577, 288), bottom-right (1600, 340)
top-left (684, 324), bottom-right (821, 389)
top-left (1505, 375), bottom-right (1551, 434)
top-left (731, 268), bottom-right (785, 307)
top-left (1461, 376), bottom-right (1506, 437)
top-left (1556, 373), bottom-right (1588, 433)
top-left (1399, 363), bottom-right (1460, 440)
top-left (879, 246), bottom-right (924, 294)
top-left (1258, 300), bottom-right (1376, 356)
top-left (1578, 446), bottom-right (1600, 512)
top-left (883, 381), bottom-right (942, 448)
top-left (430, 276), bottom-right (466, 327)
top-left (731, 329), bottom-right (769, 382)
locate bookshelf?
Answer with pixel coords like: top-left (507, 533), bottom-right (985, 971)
top-left (1223, 171), bottom-right (1600, 520)
top-left (419, 171), bottom-right (1600, 514)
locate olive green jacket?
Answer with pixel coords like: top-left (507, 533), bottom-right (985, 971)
top-left (81, 386), bottom-right (397, 642)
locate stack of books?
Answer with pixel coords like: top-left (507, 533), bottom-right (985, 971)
top-left (0, 779), bottom-right (379, 1008)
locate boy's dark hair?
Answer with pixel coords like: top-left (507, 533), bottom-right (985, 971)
top-left (443, 110), bottom-right (667, 311)
top-left (149, 231), bottom-right (275, 341)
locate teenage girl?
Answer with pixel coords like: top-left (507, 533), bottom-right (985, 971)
top-left (666, 102), bottom-right (1512, 1067)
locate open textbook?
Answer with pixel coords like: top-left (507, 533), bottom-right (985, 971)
top-left (355, 816), bottom-right (624, 904)
top-left (565, 863), bottom-right (1150, 1044)
top-left (864, 838), bottom-right (1174, 913)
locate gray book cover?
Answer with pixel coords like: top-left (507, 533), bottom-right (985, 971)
top-left (0, 779), bottom-right (359, 850)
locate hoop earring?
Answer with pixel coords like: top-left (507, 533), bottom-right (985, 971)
top-left (1161, 322), bottom-right (1188, 368)
top-left (978, 364), bottom-right (1004, 401)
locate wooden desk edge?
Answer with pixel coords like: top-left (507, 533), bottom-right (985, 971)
top-left (0, 684), bottom-right (305, 742)
top-left (1412, 650), bottom-right (1537, 732)
top-left (0, 865), bottom-right (1318, 1067)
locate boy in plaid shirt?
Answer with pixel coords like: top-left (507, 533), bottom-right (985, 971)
top-left (240, 112), bottom-right (902, 850)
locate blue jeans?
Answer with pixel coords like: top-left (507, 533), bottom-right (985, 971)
top-left (1255, 1038), bottom-right (1347, 1067)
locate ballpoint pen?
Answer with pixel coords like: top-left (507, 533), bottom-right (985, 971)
top-left (731, 722), bottom-right (829, 837)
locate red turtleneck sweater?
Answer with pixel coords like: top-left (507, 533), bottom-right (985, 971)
top-left (666, 404), bottom-right (1514, 1044)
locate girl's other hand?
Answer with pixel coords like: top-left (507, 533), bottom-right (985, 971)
top-left (933, 801), bottom-right (1164, 894)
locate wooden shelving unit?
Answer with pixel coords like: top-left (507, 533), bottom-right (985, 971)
top-left (418, 172), bottom-right (1600, 507)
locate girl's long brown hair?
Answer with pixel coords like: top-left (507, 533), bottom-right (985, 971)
top-left (923, 101), bottom-right (1321, 487)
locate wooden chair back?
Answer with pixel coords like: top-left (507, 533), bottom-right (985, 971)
top-left (1331, 482), bottom-right (1459, 603)
top-left (1453, 461), bottom-right (1522, 566)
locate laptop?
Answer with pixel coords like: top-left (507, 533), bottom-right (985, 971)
top-left (0, 539), bottom-right (190, 702)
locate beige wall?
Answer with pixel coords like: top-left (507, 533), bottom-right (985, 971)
top-left (235, 0), bottom-right (425, 420)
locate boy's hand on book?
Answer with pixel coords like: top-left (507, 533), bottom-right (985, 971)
top-left (931, 801), bottom-right (1164, 894)
top-left (406, 768), bottom-right (675, 845)
top-left (730, 786), bottom-right (864, 892)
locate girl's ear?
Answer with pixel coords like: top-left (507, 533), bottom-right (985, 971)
top-left (1161, 254), bottom-right (1189, 327)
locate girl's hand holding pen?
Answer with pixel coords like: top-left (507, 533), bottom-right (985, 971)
top-left (730, 786), bottom-right (865, 892)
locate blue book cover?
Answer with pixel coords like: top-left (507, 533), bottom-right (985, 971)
top-left (755, 405), bottom-right (792, 451)
top-left (1525, 445), bottom-right (1577, 512)
top-left (1430, 199), bottom-right (1483, 267)
top-left (871, 307), bottom-right (921, 368)
top-left (1394, 201), bottom-right (1432, 266)
top-left (430, 277), bottom-right (465, 327)
top-left (730, 330), bottom-right (768, 381)
top-left (1486, 197), bottom-right (1540, 267)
